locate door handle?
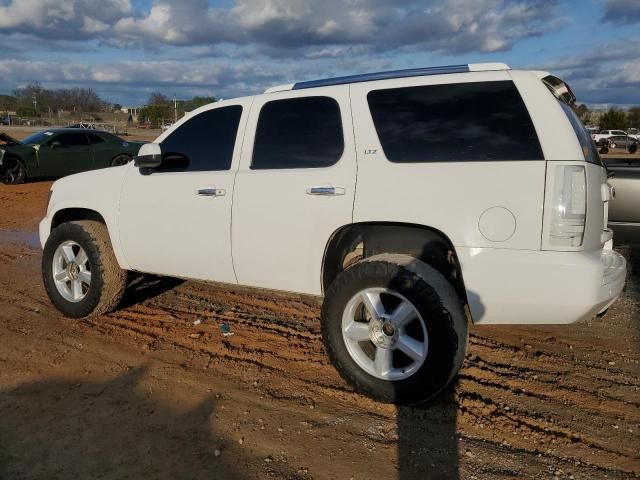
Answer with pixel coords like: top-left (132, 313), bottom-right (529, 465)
top-left (306, 186), bottom-right (345, 196)
top-left (196, 187), bottom-right (225, 197)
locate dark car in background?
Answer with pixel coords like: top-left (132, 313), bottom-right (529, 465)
top-left (0, 129), bottom-right (144, 184)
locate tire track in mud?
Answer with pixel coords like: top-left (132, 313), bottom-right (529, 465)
top-left (0, 244), bottom-right (638, 477)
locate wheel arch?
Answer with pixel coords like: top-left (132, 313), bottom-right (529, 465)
top-left (1, 153), bottom-right (28, 179)
top-left (110, 152), bottom-right (132, 166)
top-left (321, 222), bottom-right (471, 319)
top-left (48, 207), bottom-right (127, 269)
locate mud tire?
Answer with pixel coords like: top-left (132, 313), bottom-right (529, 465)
top-left (321, 254), bottom-right (468, 405)
top-left (42, 221), bottom-right (127, 318)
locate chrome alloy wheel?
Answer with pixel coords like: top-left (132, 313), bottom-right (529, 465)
top-left (341, 288), bottom-right (428, 381)
top-left (52, 240), bottom-right (92, 302)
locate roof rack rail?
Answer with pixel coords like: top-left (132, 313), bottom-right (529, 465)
top-left (264, 63), bottom-right (510, 93)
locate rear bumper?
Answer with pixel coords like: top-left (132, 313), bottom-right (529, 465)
top-left (458, 246), bottom-right (627, 325)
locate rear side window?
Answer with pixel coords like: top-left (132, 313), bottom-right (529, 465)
top-left (86, 133), bottom-right (105, 144)
top-left (161, 105), bottom-right (242, 171)
top-left (367, 81), bottom-right (543, 162)
top-left (252, 96), bottom-right (344, 169)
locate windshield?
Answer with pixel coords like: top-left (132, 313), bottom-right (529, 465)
top-left (21, 131), bottom-right (56, 145)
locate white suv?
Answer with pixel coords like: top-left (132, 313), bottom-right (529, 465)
top-left (39, 63), bottom-right (627, 404)
top-left (592, 129), bottom-right (628, 145)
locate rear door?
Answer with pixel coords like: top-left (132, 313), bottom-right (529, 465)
top-left (231, 87), bottom-right (356, 295)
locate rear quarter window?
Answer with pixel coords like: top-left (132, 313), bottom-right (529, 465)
top-left (367, 81), bottom-right (543, 162)
top-left (557, 101), bottom-right (601, 165)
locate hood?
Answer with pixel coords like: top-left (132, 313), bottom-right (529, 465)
top-left (0, 132), bottom-right (22, 146)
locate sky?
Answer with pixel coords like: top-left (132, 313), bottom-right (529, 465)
top-left (0, 0), bottom-right (639, 107)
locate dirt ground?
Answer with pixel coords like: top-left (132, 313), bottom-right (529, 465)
top-left (0, 146), bottom-right (639, 479)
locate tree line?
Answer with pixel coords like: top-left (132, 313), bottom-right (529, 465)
top-left (573, 104), bottom-right (639, 130)
top-left (0, 84), bottom-right (216, 125)
top-left (136, 92), bottom-right (216, 126)
top-left (0, 83), bottom-right (107, 117)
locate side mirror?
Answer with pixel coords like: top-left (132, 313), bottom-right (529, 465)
top-left (50, 140), bottom-right (61, 149)
top-left (134, 143), bottom-right (162, 169)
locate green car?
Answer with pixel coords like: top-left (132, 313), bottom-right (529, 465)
top-left (0, 129), bottom-right (145, 184)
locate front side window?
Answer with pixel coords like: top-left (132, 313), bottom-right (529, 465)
top-left (160, 105), bottom-right (242, 171)
top-left (54, 133), bottom-right (89, 147)
top-left (367, 81), bottom-right (543, 162)
top-left (251, 96), bottom-right (344, 169)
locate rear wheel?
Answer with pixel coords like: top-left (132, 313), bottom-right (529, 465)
top-left (110, 154), bottom-right (132, 167)
top-left (0, 157), bottom-right (26, 184)
top-left (42, 221), bottom-right (127, 318)
top-left (630, 143), bottom-right (638, 154)
top-left (321, 253), bottom-right (468, 405)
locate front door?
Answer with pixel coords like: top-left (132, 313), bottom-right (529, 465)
top-left (40, 132), bottom-right (93, 177)
top-left (119, 101), bottom-right (249, 283)
top-left (231, 87), bottom-right (357, 295)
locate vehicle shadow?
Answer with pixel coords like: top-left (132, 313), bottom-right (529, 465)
top-left (382, 246), bottom-right (468, 479)
top-left (0, 367), bottom-right (240, 479)
top-left (396, 386), bottom-right (460, 479)
top-left (118, 273), bottom-right (184, 309)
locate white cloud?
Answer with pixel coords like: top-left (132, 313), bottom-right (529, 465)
top-left (0, 0), bottom-right (132, 38)
top-left (0, 0), bottom-right (560, 55)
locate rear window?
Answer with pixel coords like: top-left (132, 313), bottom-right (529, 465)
top-left (367, 81), bottom-right (543, 163)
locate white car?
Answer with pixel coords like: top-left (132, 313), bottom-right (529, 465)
top-left (39, 63), bottom-right (627, 404)
top-left (592, 129), bottom-right (627, 145)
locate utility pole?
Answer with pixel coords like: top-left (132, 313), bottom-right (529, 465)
top-left (32, 92), bottom-right (37, 112)
top-left (173, 95), bottom-right (177, 123)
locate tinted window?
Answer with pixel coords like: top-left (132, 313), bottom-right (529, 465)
top-left (558, 101), bottom-right (602, 165)
top-left (54, 133), bottom-right (89, 147)
top-left (252, 96), bottom-right (343, 169)
top-left (22, 131), bottom-right (55, 145)
top-left (161, 105), bottom-right (242, 171)
top-left (367, 81), bottom-right (543, 162)
top-left (86, 133), bottom-right (105, 144)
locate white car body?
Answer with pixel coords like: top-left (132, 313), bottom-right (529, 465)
top-left (40, 63), bottom-right (626, 326)
top-left (592, 129), bottom-right (627, 143)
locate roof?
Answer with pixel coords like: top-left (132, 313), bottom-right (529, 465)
top-left (264, 62), bottom-right (511, 93)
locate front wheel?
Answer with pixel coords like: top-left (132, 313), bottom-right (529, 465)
top-left (321, 254), bottom-right (468, 405)
top-left (630, 144), bottom-right (638, 154)
top-left (42, 220), bottom-right (127, 318)
top-left (110, 154), bottom-right (132, 167)
top-left (0, 157), bottom-right (26, 184)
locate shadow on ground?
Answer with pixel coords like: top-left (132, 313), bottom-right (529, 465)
top-left (119, 274), bottom-right (184, 309)
top-left (397, 388), bottom-right (459, 479)
top-left (0, 368), bottom-right (237, 479)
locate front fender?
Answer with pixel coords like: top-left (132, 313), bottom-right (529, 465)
top-left (39, 165), bottom-right (130, 269)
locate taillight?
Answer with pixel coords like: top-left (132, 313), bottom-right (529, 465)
top-left (549, 165), bottom-right (586, 247)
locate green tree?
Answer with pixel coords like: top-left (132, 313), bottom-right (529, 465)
top-left (599, 109), bottom-right (629, 130)
top-left (628, 106), bottom-right (640, 128)
top-left (16, 106), bottom-right (39, 117)
top-left (572, 103), bottom-right (589, 121)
